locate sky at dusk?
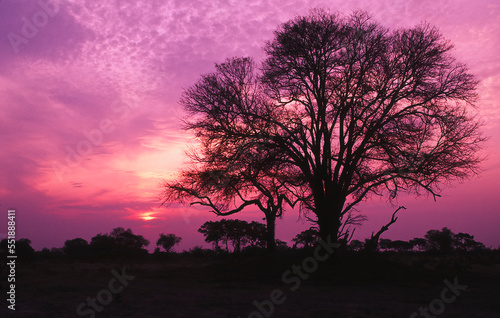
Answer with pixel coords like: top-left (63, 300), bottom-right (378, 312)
top-left (0, 0), bottom-right (499, 252)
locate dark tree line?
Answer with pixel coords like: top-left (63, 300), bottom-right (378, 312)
top-left (59, 228), bottom-right (181, 259)
top-left (347, 227), bottom-right (486, 253)
top-left (72, 227), bottom-right (150, 258)
top-left (0, 229), bottom-right (181, 260)
top-left (162, 9), bottom-right (485, 248)
top-left (0, 225), bottom-right (492, 262)
top-left (198, 219), bottom-right (285, 253)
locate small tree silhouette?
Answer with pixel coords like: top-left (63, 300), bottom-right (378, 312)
top-left (63, 238), bottom-right (89, 258)
top-left (198, 220), bottom-right (226, 251)
top-left (410, 238), bottom-right (428, 251)
top-left (292, 227), bottom-right (319, 249)
top-left (221, 219), bottom-right (247, 253)
top-left (90, 227), bottom-right (149, 257)
top-left (422, 228), bottom-right (486, 253)
top-left (453, 232), bottom-right (485, 251)
top-left (198, 219), bottom-right (268, 252)
top-left (156, 234), bottom-right (182, 253)
top-left (425, 227), bottom-right (455, 253)
top-left (110, 227), bottom-right (150, 250)
top-left (245, 221), bottom-right (268, 248)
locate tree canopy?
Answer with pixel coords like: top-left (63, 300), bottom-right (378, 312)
top-left (89, 227), bottom-right (150, 257)
top-left (198, 219), bottom-right (270, 252)
top-left (162, 9), bottom-right (485, 243)
top-left (156, 233), bottom-right (182, 253)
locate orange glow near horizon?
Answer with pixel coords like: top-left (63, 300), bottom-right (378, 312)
top-left (138, 212), bottom-right (158, 221)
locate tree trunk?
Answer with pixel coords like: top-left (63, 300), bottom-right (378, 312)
top-left (265, 214), bottom-right (276, 252)
top-left (316, 195), bottom-right (343, 243)
top-left (317, 212), bottom-right (340, 243)
top-left (365, 206), bottom-right (405, 253)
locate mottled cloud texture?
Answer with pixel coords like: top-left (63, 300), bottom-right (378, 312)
top-left (0, 0), bottom-right (499, 250)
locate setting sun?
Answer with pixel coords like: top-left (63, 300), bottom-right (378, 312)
top-left (139, 213), bottom-right (157, 221)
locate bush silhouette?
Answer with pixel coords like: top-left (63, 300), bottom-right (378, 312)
top-left (89, 227), bottom-right (149, 258)
top-left (1, 238), bottom-right (35, 262)
top-left (63, 238), bottom-right (89, 258)
top-left (156, 233), bottom-right (182, 253)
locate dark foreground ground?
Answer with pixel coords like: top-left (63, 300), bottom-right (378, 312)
top-left (1, 250), bottom-right (499, 318)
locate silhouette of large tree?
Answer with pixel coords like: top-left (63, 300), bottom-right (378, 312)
top-left (164, 9), bottom-right (485, 243)
top-left (260, 10), bottom-right (484, 241)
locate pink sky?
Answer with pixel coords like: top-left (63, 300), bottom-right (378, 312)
top-left (0, 0), bottom-right (499, 251)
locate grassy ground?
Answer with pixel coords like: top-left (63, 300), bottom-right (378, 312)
top-left (1, 251), bottom-right (499, 317)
